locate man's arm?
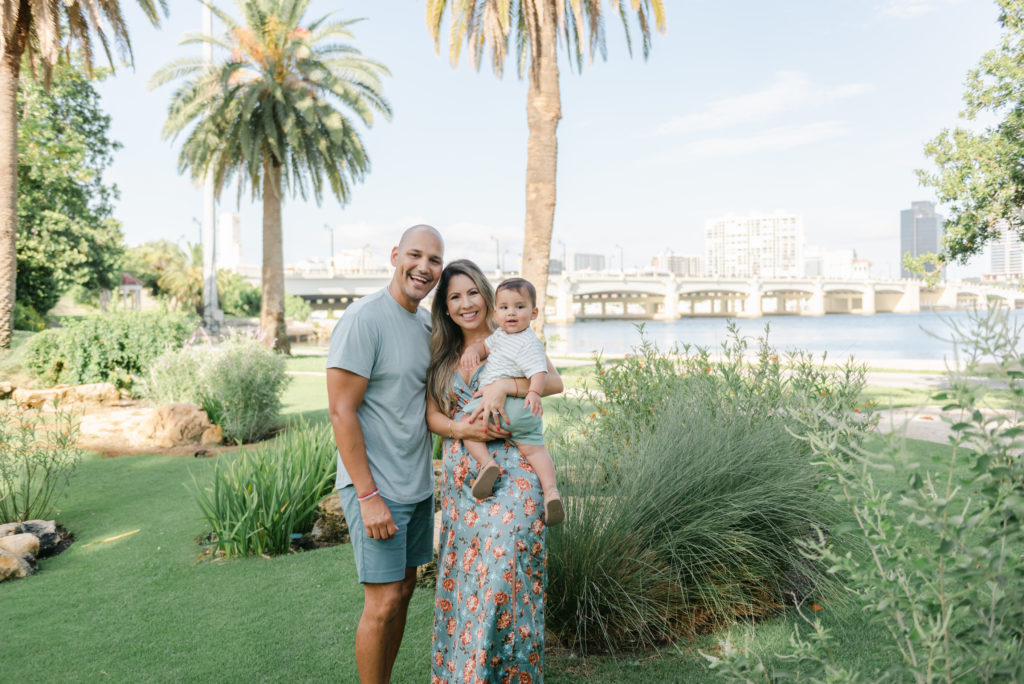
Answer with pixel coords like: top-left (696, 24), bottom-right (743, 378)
top-left (327, 367), bottom-right (397, 540)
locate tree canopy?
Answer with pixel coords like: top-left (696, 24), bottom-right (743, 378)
top-left (16, 60), bottom-right (124, 315)
top-left (919, 0), bottom-right (1024, 263)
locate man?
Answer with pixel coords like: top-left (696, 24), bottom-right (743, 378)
top-left (327, 225), bottom-right (444, 683)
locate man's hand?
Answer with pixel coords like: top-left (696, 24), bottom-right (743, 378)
top-left (360, 496), bottom-right (398, 540)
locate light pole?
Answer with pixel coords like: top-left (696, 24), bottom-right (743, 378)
top-left (557, 239), bottom-right (567, 274)
top-left (200, 3), bottom-right (220, 331)
top-left (491, 236), bottom-right (500, 274)
top-left (323, 224), bottom-right (335, 275)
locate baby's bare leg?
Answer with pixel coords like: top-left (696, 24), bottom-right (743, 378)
top-left (464, 439), bottom-right (491, 468)
top-left (466, 440), bottom-right (500, 499)
top-left (517, 444), bottom-right (557, 495)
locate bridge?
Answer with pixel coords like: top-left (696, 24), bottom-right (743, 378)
top-left (241, 266), bottom-right (1024, 323)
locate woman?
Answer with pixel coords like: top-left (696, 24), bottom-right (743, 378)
top-left (426, 259), bottom-right (563, 683)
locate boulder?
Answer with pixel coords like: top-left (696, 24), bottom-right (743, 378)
top-left (0, 533), bottom-right (39, 560)
top-left (138, 403), bottom-right (212, 448)
top-left (310, 492), bottom-right (349, 544)
top-left (21, 520), bottom-right (59, 555)
top-left (79, 408), bottom-right (153, 447)
top-left (0, 380), bottom-right (13, 399)
top-left (66, 383), bottom-right (120, 405)
top-left (0, 549), bottom-right (32, 581)
top-left (200, 425), bottom-right (223, 446)
top-left (12, 386), bottom-right (71, 408)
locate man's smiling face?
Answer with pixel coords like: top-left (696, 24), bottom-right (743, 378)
top-left (389, 226), bottom-right (444, 312)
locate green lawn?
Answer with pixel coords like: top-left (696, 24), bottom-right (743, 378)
top-left (0, 353), bottom-right (956, 681)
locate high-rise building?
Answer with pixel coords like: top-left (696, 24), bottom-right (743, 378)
top-left (573, 253), bottom-right (606, 271)
top-left (988, 220), bottom-right (1024, 280)
top-left (900, 201), bottom-right (943, 278)
top-left (804, 246), bottom-right (863, 279)
top-left (651, 250), bottom-right (703, 276)
top-left (705, 213), bottom-right (803, 278)
top-left (216, 212), bottom-right (243, 271)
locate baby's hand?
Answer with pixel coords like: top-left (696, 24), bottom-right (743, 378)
top-left (524, 392), bottom-right (543, 418)
top-left (460, 347), bottom-right (481, 371)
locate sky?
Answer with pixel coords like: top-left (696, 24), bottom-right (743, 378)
top-left (92, 0), bottom-right (1003, 280)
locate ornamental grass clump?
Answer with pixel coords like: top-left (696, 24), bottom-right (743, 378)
top-left (547, 325), bottom-right (872, 654)
top-left (191, 418), bottom-right (336, 557)
top-left (707, 307), bottom-right (1024, 683)
top-left (0, 407), bottom-right (83, 522)
top-left (146, 334), bottom-right (289, 443)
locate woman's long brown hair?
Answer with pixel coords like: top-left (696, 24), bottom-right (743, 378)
top-left (427, 259), bottom-right (495, 416)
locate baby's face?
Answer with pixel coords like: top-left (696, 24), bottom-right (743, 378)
top-left (494, 288), bottom-right (537, 334)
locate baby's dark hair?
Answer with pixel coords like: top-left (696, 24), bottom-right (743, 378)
top-left (495, 277), bottom-right (536, 307)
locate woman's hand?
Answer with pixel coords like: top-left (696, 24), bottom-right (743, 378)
top-left (469, 380), bottom-right (511, 427)
top-left (456, 412), bottom-right (509, 442)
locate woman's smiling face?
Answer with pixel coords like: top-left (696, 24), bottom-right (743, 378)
top-left (445, 273), bottom-right (489, 334)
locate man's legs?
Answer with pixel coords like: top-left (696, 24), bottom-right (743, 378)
top-left (356, 567), bottom-right (418, 683)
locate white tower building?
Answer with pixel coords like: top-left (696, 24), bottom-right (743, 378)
top-left (705, 213), bottom-right (804, 278)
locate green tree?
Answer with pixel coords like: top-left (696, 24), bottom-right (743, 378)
top-left (918, 0), bottom-right (1024, 262)
top-left (152, 0), bottom-right (390, 352)
top-left (428, 0), bottom-right (665, 331)
top-left (0, 0), bottom-right (167, 348)
top-left (121, 239), bottom-right (186, 298)
top-left (16, 60), bottom-right (125, 316)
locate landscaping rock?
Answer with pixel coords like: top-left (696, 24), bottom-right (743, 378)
top-left (0, 533), bottom-right (40, 561)
top-left (310, 492), bottom-right (349, 544)
top-left (12, 385), bottom-right (71, 408)
top-left (21, 520), bottom-right (59, 555)
top-left (0, 549), bottom-right (32, 581)
top-left (67, 383), bottom-right (120, 405)
top-left (139, 403), bottom-right (212, 448)
top-left (79, 408), bottom-right (152, 447)
top-left (0, 380), bottom-right (13, 399)
top-left (200, 425), bottom-right (223, 446)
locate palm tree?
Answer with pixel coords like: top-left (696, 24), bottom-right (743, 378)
top-left (152, 0), bottom-right (390, 353)
top-left (427, 0), bottom-right (665, 331)
top-left (0, 0), bottom-right (167, 348)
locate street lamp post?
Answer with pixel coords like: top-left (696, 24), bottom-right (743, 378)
top-left (323, 224), bottom-right (335, 276)
top-left (557, 239), bottom-right (567, 274)
top-left (200, 3), bottom-right (220, 331)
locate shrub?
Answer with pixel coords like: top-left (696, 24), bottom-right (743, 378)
top-left (218, 270), bottom-right (261, 317)
top-left (547, 325), bottom-right (872, 653)
top-left (13, 302), bottom-right (46, 331)
top-left (0, 407), bottom-right (83, 522)
top-left (23, 310), bottom-right (197, 389)
top-left (191, 419), bottom-right (336, 557)
top-left (285, 293), bottom-right (311, 322)
top-left (146, 334), bottom-right (289, 443)
top-left (707, 307), bottom-right (1024, 682)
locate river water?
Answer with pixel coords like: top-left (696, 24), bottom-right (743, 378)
top-left (545, 311), bottom-right (1024, 362)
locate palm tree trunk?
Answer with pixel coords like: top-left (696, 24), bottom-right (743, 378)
top-left (0, 46), bottom-right (22, 349)
top-left (260, 158), bottom-right (289, 353)
top-left (522, 0), bottom-right (561, 336)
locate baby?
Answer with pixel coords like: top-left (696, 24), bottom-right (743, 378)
top-left (459, 277), bottom-right (563, 526)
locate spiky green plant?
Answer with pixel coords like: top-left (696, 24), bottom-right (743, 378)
top-left (151, 0), bottom-right (390, 352)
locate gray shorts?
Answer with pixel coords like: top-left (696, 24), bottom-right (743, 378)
top-left (337, 486), bottom-right (434, 584)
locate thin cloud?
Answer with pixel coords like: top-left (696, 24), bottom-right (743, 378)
top-left (680, 121), bottom-right (853, 159)
top-left (656, 71), bottom-right (873, 135)
top-left (880, 0), bottom-right (939, 18)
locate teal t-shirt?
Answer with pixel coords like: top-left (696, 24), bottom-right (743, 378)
top-left (327, 288), bottom-right (433, 504)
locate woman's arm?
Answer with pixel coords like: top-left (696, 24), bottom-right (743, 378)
top-left (427, 396), bottom-right (509, 443)
top-left (469, 357), bottom-right (564, 423)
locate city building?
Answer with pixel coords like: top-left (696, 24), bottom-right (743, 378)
top-left (804, 247), bottom-right (868, 279)
top-left (573, 252), bottom-right (607, 271)
top-left (651, 250), bottom-right (703, 276)
top-left (216, 212), bottom-right (243, 271)
top-left (548, 258), bottom-right (564, 275)
top-left (900, 201), bottom-right (943, 278)
top-left (705, 213), bottom-right (804, 278)
top-left (988, 220), bottom-right (1024, 280)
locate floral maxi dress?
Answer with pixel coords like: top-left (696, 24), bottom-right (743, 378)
top-left (431, 371), bottom-right (547, 684)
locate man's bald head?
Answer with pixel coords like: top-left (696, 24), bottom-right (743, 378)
top-left (398, 224), bottom-right (444, 251)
